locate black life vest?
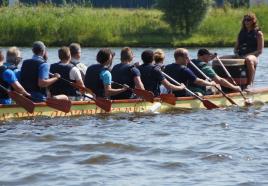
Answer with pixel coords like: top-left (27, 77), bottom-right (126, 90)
top-left (238, 28), bottom-right (259, 56)
top-left (111, 63), bottom-right (135, 99)
top-left (20, 59), bottom-right (46, 95)
top-left (84, 64), bottom-right (107, 98)
top-left (138, 64), bottom-right (161, 97)
top-left (49, 62), bottom-right (78, 96)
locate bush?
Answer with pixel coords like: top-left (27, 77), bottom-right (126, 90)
top-left (156, 0), bottom-right (212, 35)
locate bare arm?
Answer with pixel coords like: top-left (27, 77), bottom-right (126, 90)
top-left (75, 79), bottom-right (85, 88)
top-left (255, 31), bottom-right (264, 57)
top-left (11, 81), bottom-right (31, 97)
top-left (134, 76), bottom-right (144, 90)
top-left (194, 78), bottom-right (215, 87)
top-left (161, 79), bottom-right (185, 91)
top-left (212, 75), bottom-right (240, 91)
top-left (38, 77), bottom-right (59, 88)
top-left (104, 84), bottom-right (127, 97)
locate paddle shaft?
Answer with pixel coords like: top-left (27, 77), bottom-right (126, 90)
top-left (49, 73), bottom-right (112, 111)
top-left (111, 81), bottom-right (154, 103)
top-left (189, 61), bottom-right (238, 105)
top-left (215, 56), bottom-right (248, 100)
top-left (49, 73), bottom-right (93, 95)
top-left (161, 71), bottom-right (204, 101)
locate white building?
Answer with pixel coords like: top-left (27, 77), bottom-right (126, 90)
top-left (250, 0), bottom-right (268, 6)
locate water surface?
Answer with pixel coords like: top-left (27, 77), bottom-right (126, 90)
top-left (1, 47), bottom-right (268, 186)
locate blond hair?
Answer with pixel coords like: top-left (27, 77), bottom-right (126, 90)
top-left (6, 47), bottom-right (21, 65)
top-left (154, 49), bottom-right (165, 63)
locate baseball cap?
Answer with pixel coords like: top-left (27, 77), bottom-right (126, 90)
top-left (197, 48), bottom-right (214, 56)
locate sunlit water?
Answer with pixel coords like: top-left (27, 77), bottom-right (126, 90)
top-left (1, 48), bottom-right (268, 186)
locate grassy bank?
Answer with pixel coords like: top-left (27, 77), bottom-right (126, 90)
top-left (0, 6), bottom-right (267, 47)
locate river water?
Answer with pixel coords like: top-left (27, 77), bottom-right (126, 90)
top-left (1, 47), bottom-right (268, 186)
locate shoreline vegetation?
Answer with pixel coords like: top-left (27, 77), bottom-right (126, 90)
top-left (0, 5), bottom-right (267, 47)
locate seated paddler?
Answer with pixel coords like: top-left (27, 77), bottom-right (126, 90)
top-left (111, 47), bottom-right (144, 100)
top-left (164, 48), bottom-right (217, 96)
top-left (138, 49), bottom-right (185, 97)
top-left (0, 49), bottom-right (30, 104)
top-left (49, 46), bottom-right (85, 101)
top-left (84, 48), bottom-right (128, 98)
top-left (20, 41), bottom-right (68, 102)
top-left (188, 49), bottom-right (241, 94)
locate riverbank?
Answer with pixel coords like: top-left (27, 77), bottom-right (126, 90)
top-left (0, 6), bottom-right (267, 47)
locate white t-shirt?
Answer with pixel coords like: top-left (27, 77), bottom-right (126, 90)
top-left (69, 66), bottom-right (83, 81)
top-left (71, 58), bottom-right (87, 76)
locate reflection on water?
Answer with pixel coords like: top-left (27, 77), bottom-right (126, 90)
top-left (1, 48), bottom-right (268, 185)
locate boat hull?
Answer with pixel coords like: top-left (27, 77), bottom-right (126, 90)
top-left (1, 87), bottom-right (268, 121)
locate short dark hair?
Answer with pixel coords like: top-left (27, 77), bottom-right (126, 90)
top-left (141, 50), bottom-right (154, 64)
top-left (58, 46), bottom-right (71, 61)
top-left (96, 48), bottom-right (113, 64)
top-left (69, 43), bottom-right (81, 56)
top-left (121, 47), bottom-right (133, 62)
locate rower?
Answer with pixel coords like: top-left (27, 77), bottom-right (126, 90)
top-left (188, 49), bottom-right (241, 94)
top-left (4, 47), bottom-right (22, 79)
top-left (111, 47), bottom-right (144, 100)
top-left (0, 49), bottom-right (30, 104)
top-left (49, 47), bottom-right (85, 101)
top-left (84, 48), bottom-right (127, 98)
top-left (20, 41), bottom-right (68, 102)
top-left (154, 49), bottom-right (165, 70)
top-left (69, 43), bottom-right (87, 80)
top-left (138, 49), bottom-right (185, 97)
top-left (164, 48), bottom-right (217, 96)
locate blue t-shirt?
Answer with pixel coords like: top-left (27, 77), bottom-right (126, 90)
top-left (32, 55), bottom-right (49, 80)
top-left (3, 62), bottom-right (20, 80)
top-left (100, 70), bottom-right (112, 85)
top-left (3, 69), bottom-right (17, 84)
top-left (0, 69), bottom-right (18, 104)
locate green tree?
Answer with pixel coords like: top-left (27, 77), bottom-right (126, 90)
top-left (157, 0), bottom-right (212, 35)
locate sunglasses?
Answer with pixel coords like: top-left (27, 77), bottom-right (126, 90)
top-left (244, 18), bottom-right (252, 22)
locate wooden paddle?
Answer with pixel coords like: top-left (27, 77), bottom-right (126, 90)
top-left (0, 84), bottom-right (35, 113)
top-left (112, 81), bottom-right (154, 103)
top-left (188, 60), bottom-right (238, 106)
top-left (161, 72), bottom-right (219, 109)
top-left (49, 73), bottom-right (112, 112)
top-left (46, 98), bottom-right (72, 113)
top-left (159, 93), bottom-right (177, 105)
top-left (215, 56), bottom-right (252, 105)
top-left (83, 94), bottom-right (112, 112)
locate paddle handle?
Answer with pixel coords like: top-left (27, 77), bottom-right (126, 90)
top-left (215, 57), bottom-right (248, 100)
top-left (189, 60), bottom-right (233, 99)
top-left (161, 71), bottom-right (203, 101)
top-left (111, 81), bottom-right (131, 90)
top-left (49, 72), bottom-right (94, 95)
top-left (215, 57), bottom-right (237, 85)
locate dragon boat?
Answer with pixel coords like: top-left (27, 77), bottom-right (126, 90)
top-left (0, 59), bottom-right (267, 121)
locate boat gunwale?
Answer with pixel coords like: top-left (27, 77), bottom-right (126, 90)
top-left (0, 87), bottom-right (267, 109)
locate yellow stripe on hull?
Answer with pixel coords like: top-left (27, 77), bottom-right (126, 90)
top-left (1, 87), bottom-right (268, 121)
